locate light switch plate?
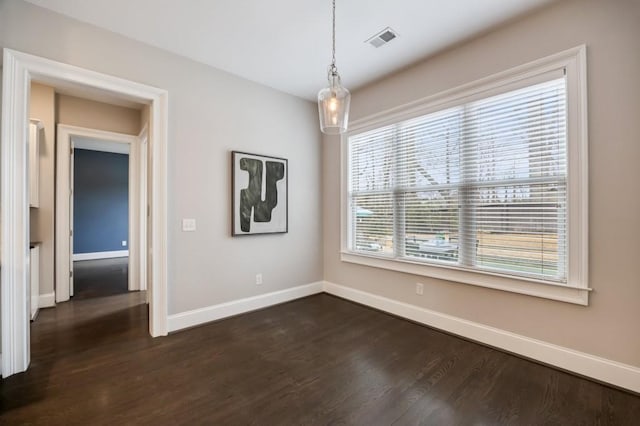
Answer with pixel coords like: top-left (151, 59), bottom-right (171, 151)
top-left (182, 218), bottom-right (196, 232)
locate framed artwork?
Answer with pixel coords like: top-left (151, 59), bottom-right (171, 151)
top-left (232, 151), bottom-right (288, 236)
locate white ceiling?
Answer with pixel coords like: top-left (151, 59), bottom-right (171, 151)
top-left (25, 0), bottom-right (554, 100)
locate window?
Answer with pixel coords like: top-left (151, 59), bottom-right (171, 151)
top-left (342, 47), bottom-right (588, 304)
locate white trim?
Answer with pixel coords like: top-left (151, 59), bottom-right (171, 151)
top-left (30, 118), bottom-right (44, 130)
top-left (1, 48), bottom-right (32, 377)
top-left (323, 281), bottom-right (640, 394)
top-left (565, 45), bottom-right (589, 300)
top-left (150, 90), bottom-right (169, 337)
top-left (29, 121), bottom-right (40, 207)
top-left (72, 250), bottom-right (129, 261)
top-left (340, 253), bottom-right (590, 305)
top-left (341, 45), bottom-right (589, 305)
top-left (38, 292), bottom-right (55, 308)
top-left (73, 137), bottom-right (130, 154)
top-left (1, 49), bottom-right (169, 378)
top-left (137, 125), bottom-right (148, 292)
top-left (127, 131), bottom-right (140, 292)
top-left (168, 282), bottom-right (324, 333)
top-left (29, 245), bottom-right (40, 320)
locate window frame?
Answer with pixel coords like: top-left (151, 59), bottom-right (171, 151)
top-left (340, 46), bottom-right (589, 305)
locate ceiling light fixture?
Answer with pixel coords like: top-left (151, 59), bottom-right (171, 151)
top-left (318, 0), bottom-right (350, 135)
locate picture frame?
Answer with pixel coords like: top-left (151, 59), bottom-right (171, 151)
top-left (231, 151), bottom-right (288, 236)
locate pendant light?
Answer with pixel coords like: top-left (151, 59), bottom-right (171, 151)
top-left (318, 0), bottom-right (351, 135)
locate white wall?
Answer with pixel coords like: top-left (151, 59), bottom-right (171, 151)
top-left (324, 0), bottom-right (640, 368)
top-left (0, 0), bottom-right (323, 315)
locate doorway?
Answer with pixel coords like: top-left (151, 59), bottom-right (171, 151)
top-left (71, 139), bottom-right (136, 300)
top-left (56, 126), bottom-right (147, 303)
top-left (1, 49), bottom-right (169, 378)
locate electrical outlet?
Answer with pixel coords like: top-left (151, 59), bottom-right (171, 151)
top-left (122, 240), bottom-right (127, 247)
top-left (256, 273), bottom-right (263, 285)
top-left (416, 283), bottom-right (424, 295)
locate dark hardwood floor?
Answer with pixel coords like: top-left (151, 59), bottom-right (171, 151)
top-left (1, 277), bottom-right (639, 424)
top-left (72, 257), bottom-right (129, 299)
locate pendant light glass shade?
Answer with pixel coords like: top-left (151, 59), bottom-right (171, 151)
top-left (318, 68), bottom-right (351, 134)
top-left (318, 0), bottom-right (350, 135)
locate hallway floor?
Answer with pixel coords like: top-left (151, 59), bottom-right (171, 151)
top-left (72, 257), bottom-right (130, 299)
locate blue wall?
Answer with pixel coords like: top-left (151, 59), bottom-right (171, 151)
top-left (73, 149), bottom-right (129, 254)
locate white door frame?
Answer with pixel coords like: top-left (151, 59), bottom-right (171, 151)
top-left (1, 49), bottom-right (169, 377)
top-left (56, 125), bottom-right (146, 302)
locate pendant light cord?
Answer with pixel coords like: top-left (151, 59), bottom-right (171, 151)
top-left (331, 0), bottom-right (337, 72)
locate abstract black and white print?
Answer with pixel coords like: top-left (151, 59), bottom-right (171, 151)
top-left (232, 151), bottom-right (288, 235)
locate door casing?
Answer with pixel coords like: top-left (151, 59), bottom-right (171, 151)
top-left (1, 48), bottom-right (169, 378)
top-left (56, 125), bottom-right (147, 303)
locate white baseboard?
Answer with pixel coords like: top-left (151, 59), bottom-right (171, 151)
top-left (39, 292), bottom-right (55, 308)
top-left (167, 282), bottom-right (324, 333)
top-left (73, 250), bottom-right (129, 261)
top-left (323, 281), bottom-right (640, 394)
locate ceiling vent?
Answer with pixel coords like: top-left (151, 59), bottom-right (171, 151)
top-left (366, 27), bottom-right (398, 48)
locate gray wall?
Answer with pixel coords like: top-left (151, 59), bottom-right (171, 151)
top-left (324, 0), bottom-right (640, 367)
top-left (0, 0), bottom-right (323, 315)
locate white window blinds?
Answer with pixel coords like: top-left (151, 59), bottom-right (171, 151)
top-left (348, 75), bottom-right (568, 283)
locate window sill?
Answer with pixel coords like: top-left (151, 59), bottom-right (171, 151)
top-left (340, 251), bottom-right (590, 305)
